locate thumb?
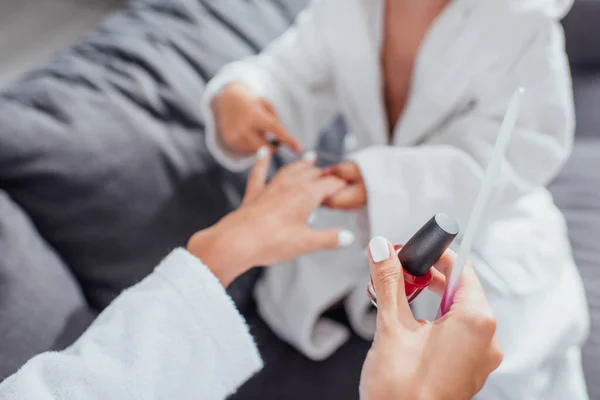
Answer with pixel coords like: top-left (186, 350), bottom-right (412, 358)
top-left (368, 237), bottom-right (412, 322)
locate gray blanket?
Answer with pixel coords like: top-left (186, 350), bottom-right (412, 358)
top-left (0, 0), bottom-right (304, 309)
top-left (1, 1), bottom-right (599, 399)
top-left (0, 0), bottom-right (307, 378)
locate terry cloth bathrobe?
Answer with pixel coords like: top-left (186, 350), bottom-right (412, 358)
top-left (0, 249), bottom-right (262, 400)
top-left (201, 0), bottom-right (590, 399)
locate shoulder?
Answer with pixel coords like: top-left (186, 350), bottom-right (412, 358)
top-left (455, 1), bottom-right (567, 78)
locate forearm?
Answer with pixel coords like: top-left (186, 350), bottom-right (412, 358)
top-left (201, 0), bottom-right (337, 170)
top-left (0, 249), bottom-right (262, 400)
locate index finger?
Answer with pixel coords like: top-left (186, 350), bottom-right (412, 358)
top-left (432, 248), bottom-right (457, 277)
top-left (452, 263), bottom-right (490, 312)
top-left (425, 249), bottom-right (456, 296)
top-left (263, 117), bottom-right (302, 153)
top-left (429, 250), bottom-right (490, 310)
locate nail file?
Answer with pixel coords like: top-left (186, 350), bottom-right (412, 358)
top-left (437, 87), bottom-right (525, 318)
top-left (266, 133), bottom-right (343, 166)
top-left (273, 144), bottom-right (343, 167)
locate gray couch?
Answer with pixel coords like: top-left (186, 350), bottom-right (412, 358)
top-left (0, 1), bottom-right (598, 399)
top-left (551, 2), bottom-right (600, 396)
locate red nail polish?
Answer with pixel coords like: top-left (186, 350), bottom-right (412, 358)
top-left (368, 214), bottom-right (459, 307)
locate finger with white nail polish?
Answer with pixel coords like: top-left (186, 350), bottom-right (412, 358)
top-left (338, 230), bottom-right (355, 248)
top-left (369, 237), bottom-right (390, 262)
top-left (307, 211), bottom-right (317, 225)
top-left (256, 146), bottom-right (270, 159)
top-left (367, 236), bottom-right (410, 316)
top-left (302, 150), bottom-right (317, 163)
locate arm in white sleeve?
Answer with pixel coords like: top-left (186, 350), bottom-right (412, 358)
top-left (0, 249), bottom-right (262, 400)
top-left (350, 21), bottom-right (574, 244)
top-left (201, 0), bottom-right (337, 171)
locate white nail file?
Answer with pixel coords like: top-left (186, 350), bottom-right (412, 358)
top-left (437, 87), bottom-right (525, 318)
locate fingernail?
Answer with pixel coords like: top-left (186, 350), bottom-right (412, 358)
top-left (256, 146), bottom-right (269, 159)
top-left (369, 237), bottom-right (390, 262)
top-left (302, 150), bottom-right (317, 162)
top-left (307, 212), bottom-right (316, 225)
top-left (338, 230), bottom-right (355, 247)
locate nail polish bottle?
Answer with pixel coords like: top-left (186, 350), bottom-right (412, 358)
top-left (368, 214), bottom-right (459, 306)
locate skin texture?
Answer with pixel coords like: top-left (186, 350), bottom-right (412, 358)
top-left (187, 149), bottom-right (348, 286)
top-left (359, 239), bottom-right (503, 400)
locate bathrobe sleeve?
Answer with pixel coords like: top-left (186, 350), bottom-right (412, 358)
top-left (349, 21), bottom-right (574, 244)
top-left (201, 0), bottom-right (337, 171)
top-left (0, 249), bottom-right (263, 400)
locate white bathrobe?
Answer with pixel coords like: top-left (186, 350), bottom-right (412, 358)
top-left (201, 0), bottom-right (590, 399)
top-left (0, 249), bottom-right (262, 400)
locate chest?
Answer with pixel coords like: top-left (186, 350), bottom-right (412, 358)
top-left (380, 2), bottom-right (447, 134)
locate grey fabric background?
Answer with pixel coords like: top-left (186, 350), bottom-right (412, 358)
top-left (0, 0), bottom-right (301, 310)
top-left (549, 140), bottom-right (600, 400)
top-left (0, 0), bottom-right (309, 378)
top-left (563, 0), bottom-right (600, 68)
top-left (0, 190), bottom-right (96, 372)
top-left (0, 0), bottom-right (598, 399)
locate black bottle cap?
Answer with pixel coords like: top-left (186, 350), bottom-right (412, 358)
top-left (398, 214), bottom-right (459, 276)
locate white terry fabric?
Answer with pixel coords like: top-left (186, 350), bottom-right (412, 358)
top-left (0, 249), bottom-right (263, 400)
top-left (201, 0), bottom-right (590, 398)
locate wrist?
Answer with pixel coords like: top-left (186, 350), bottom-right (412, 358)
top-left (186, 222), bottom-right (256, 287)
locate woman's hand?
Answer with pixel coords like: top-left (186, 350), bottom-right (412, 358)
top-left (359, 237), bottom-right (503, 400)
top-left (187, 147), bottom-right (354, 286)
top-left (323, 161), bottom-right (367, 210)
top-left (212, 83), bottom-right (302, 155)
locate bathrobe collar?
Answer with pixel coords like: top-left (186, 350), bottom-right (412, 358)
top-left (324, 0), bottom-right (476, 147)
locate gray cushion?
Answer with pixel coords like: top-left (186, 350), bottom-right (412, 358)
top-left (549, 138), bottom-right (600, 400)
top-left (0, 190), bottom-right (95, 377)
top-left (0, 0), bottom-right (306, 310)
top-left (571, 71), bottom-right (600, 139)
top-left (563, 0), bottom-right (600, 67)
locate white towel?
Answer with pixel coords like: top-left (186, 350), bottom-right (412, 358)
top-left (254, 207), bottom-right (374, 360)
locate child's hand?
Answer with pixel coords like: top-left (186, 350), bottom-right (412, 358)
top-left (323, 162), bottom-right (367, 210)
top-left (211, 83), bottom-right (302, 155)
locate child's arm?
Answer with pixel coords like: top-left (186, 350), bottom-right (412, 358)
top-left (349, 20), bottom-right (573, 244)
top-left (201, 0), bottom-right (337, 171)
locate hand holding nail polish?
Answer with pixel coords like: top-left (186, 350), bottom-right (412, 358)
top-left (187, 147), bottom-right (354, 286)
top-left (367, 214), bottom-right (459, 306)
top-left (360, 237), bottom-right (503, 400)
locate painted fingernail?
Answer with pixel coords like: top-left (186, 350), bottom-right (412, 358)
top-left (256, 146), bottom-right (270, 159)
top-left (302, 150), bottom-right (317, 162)
top-left (338, 230), bottom-right (355, 247)
top-left (307, 212), bottom-right (316, 225)
top-left (369, 237), bottom-right (390, 262)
